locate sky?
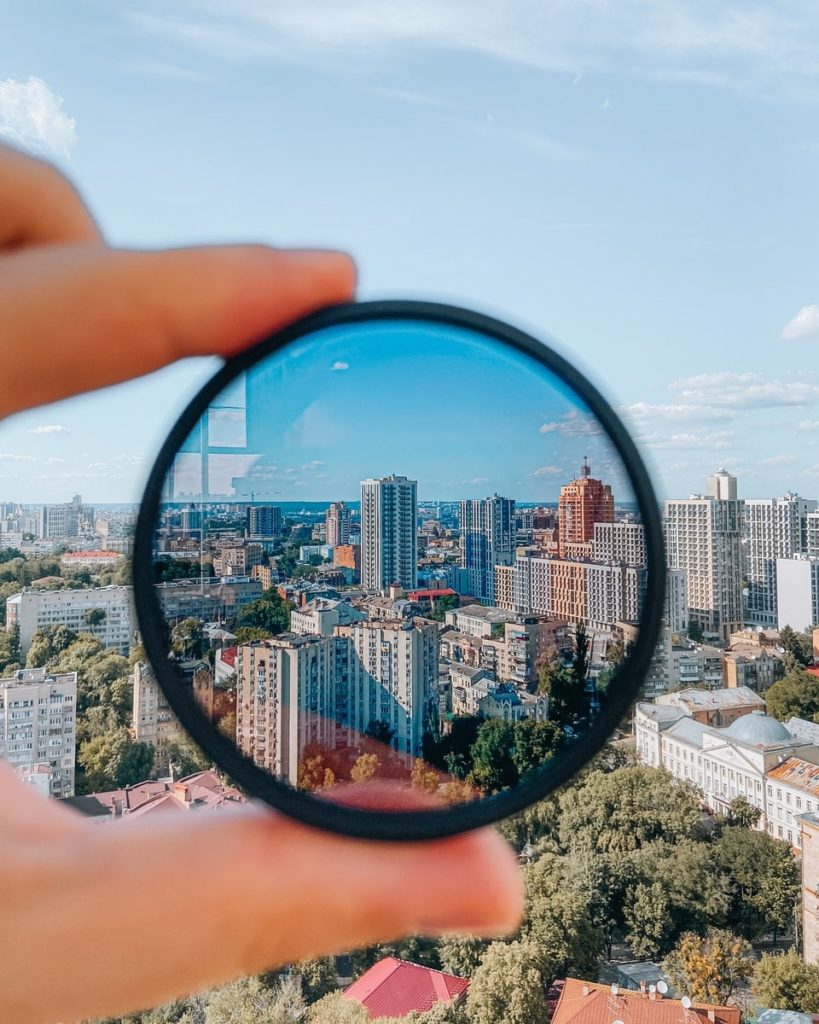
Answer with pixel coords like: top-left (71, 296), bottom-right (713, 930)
top-left (168, 319), bottom-right (630, 503)
top-left (2, 2), bottom-right (819, 502)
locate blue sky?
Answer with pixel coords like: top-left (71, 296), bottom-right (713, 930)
top-left (2, 2), bottom-right (819, 502)
top-left (169, 319), bottom-right (630, 502)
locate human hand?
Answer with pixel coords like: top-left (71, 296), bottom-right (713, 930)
top-left (0, 145), bottom-right (522, 1024)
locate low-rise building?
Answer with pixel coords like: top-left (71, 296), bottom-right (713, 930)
top-left (444, 604), bottom-right (517, 638)
top-left (551, 979), bottom-right (739, 1024)
top-left (63, 770), bottom-right (244, 820)
top-left (290, 597), bottom-right (367, 636)
top-left (60, 550), bottom-right (125, 569)
top-left (656, 686), bottom-right (765, 727)
top-left (155, 577), bottom-right (262, 625)
top-left (343, 957), bottom-right (468, 1018)
top-left (800, 811), bottom-right (819, 964)
top-left (766, 758), bottom-right (819, 846)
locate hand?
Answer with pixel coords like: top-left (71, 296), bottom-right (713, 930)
top-left (0, 145), bottom-right (522, 1024)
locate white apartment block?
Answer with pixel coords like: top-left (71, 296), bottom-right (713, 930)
top-left (592, 522), bottom-right (647, 567)
top-left (665, 568), bottom-right (689, 634)
top-left (459, 496), bottom-right (515, 603)
top-left (236, 619), bottom-right (439, 786)
top-left (0, 668), bottom-right (77, 797)
top-left (776, 556), bottom-right (819, 631)
top-left (6, 585), bottom-right (134, 657)
top-left (444, 603), bottom-right (518, 639)
top-left (155, 577), bottom-right (262, 624)
top-left (744, 495), bottom-right (816, 628)
top-left (635, 703), bottom-right (819, 847)
top-left (664, 483), bottom-right (743, 642)
top-left (360, 476), bottom-right (418, 592)
top-left (290, 597), bottom-right (367, 636)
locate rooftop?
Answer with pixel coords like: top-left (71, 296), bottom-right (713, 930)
top-left (786, 717), bottom-right (819, 746)
top-left (766, 757), bottom-right (819, 796)
top-left (722, 710), bottom-right (794, 747)
top-left (448, 604), bottom-right (516, 623)
top-left (344, 957), bottom-right (468, 1018)
top-left (661, 686), bottom-right (764, 710)
top-left (552, 979), bottom-right (740, 1024)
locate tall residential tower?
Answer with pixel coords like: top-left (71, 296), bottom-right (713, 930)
top-left (360, 476), bottom-right (418, 592)
top-left (459, 496), bottom-right (515, 603)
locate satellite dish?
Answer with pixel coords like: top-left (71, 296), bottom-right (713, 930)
top-left (613, 1019), bottom-right (625, 1024)
top-left (649, 985), bottom-right (657, 994)
top-left (657, 982), bottom-right (668, 995)
top-left (682, 997), bottom-right (692, 1009)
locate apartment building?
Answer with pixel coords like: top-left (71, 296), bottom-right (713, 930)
top-left (6, 585), bottom-right (134, 657)
top-left (459, 495), bottom-right (515, 603)
top-left (360, 476), bottom-right (418, 592)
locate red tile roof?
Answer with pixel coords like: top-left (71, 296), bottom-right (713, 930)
top-left (220, 645), bottom-right (238, 668)
top-left (552, 979), bottom-right (740, 1024)
top-left (767, 757), bottom-right (819, 796)
top-left (407, 589), bottom-right (458, 600)
top-left (344, 957), bottom-right (468, 1018)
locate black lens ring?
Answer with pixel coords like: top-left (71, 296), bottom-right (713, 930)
top-left (133, 300), bottom-right (666, 842)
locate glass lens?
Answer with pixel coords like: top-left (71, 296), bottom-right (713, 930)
top-left (145, 318), bottom-right (647, 810)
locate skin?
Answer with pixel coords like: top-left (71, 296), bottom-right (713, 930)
top-left (0, 144), bottom-right (523, 1024)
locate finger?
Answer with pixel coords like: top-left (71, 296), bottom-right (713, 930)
top-left (0, 242), bottom-right (356, 417)
top-left (0, 143), bottom-right (101, 245)
top-left (3, 807), bottom-right (522, 1024)
top-left (0, 761), bottom-right (87, 840)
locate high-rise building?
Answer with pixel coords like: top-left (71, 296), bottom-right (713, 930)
top-left (557, 459), bottom-right (614, 555)
top-left (707, 468), bottom-right (738, 500)
top-left (776, 556), bottom-right (819, 631)
top-left (326, 501), bottom-right (351, 548)
top-left (744, 494), bottom-right (816, 627)
top-left (37, 495), bottom-right (95, 540)
top-left (0, 668), bottom-right (77, 797)
top-left (247, 505), bottom-right (282, 538)
top-left (235, 619), bottom-right (438, 785)
top-left (360, 476), bottom-right (418, 592)
top-left (592, 522), bottom-right (646, 567)
top-left (664, 472), bottom-right (744, 642)
top-left (459, 496), bottom-right (515, 603)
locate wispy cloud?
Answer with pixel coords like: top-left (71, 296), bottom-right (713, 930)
top-left (28, 424), bottom-right (69, 435)
top-left (0, 453), bottom-right (36, 462)
top-left (539, 410), bottom-right (601, 437)
top-left (129, 2), bottom-right (819, 93)
top-left (781, 304), bottom-right (819, 341)
top-left (759, 453), bottom-right (797, 465)
top-left (0, 78), bottom-right (77, 160)
top-left (642, 429), bottom-right (735, 451)
top-left (670, 370), bottom-right (819, 409)
top-left (463, 476), bottom-right (489, 484)
top-left (330, 361), bottom-right (349, 372)
top-left (534, 465), bottom-right (563, 476)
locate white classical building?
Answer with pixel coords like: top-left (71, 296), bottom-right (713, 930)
top-left (635, 704), bottom-right (819, 847)
top-left (6, 585), bottom-right (135, 657)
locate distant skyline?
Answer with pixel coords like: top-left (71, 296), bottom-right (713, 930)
top-left (3, 4), bottom-right (819, 500)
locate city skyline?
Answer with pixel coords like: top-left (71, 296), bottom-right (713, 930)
top-left (3, 5), bottom-right (819, 502)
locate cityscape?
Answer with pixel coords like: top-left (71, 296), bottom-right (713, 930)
top-left (2, 463), bottom-right (819, 1018)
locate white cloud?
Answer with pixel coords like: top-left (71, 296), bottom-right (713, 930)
top-left (539, 410), bottom-right (601, 437)
top-left (302, 460), bottom-right (326, 469)
top-left (463, 476), bottom-right (489, 484)
top-left (670, 371), bottom-right (819, 409)
top-left (642, 430), bottom-right (734, 451)
top-left (0, 453), bottom-right (35, 462)
top-left (781, 304), bottom-right (819, 342)
top-left (0, 78), bottom-right (77, 160)
top-left (28, 424), bottom-right (69, 435)
top-left (534, 465), bottom-right (563, 476)
top-left (130, 2), bottom-right (819, 92)
top-left (621, 401), bottom-right (735, 424)
top-left (330, 361), bottom-right (349, 371)
top-left (799, 419), bottom-right (819, 431)
top-left (760, 454), bottom-right (798, 466)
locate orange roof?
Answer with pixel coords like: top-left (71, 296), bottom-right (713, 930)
top-left (344, 957), bottom-right (468, 1018)
top-left (767, 757), bottom-right (819, 796)
top-left (62, 550), bottom-right (123, 559)
top-left (552, 979), bottom-right (740, 1024)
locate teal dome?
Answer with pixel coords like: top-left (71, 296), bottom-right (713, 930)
top-left (723, 710), bottom-right (793, 746)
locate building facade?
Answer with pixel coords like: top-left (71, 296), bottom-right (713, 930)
top-left (776, 556), bottom-right (819, 631)
top-left (664, 475), bottom-right (743, 642)
top-left (326, 501), bottom-right (351, 548)
top-left (0, 668), bottom-right (77, 797)
top-left (558, 459), bottom-right (614, 555)
top-left (459, 495), bottom-right (515, 603)
top-left (744, 494), bottom-right (816, 628)
top-left (360, 476), bottom-right (418, 592)
top-left (6, 585), bottom-right (134, 657)
top-left (247, 505), bottom-right (282, 538)
top-left (154, 577), bottom-right (263, 625)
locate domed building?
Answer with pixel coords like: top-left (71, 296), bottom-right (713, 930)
top-left (634, 701), bottom-right (819, 847)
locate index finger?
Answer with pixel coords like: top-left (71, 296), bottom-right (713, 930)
top-left (0, 242), bottom-right (356, 418)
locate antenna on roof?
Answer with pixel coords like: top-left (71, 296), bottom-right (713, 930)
top-left (649, 986), bottom-right (656, 995)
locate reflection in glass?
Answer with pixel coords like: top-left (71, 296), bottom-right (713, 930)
top-left (150, 319), bottom-right (646, 810)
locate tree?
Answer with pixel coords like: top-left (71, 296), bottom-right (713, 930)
top-left (688, 621), bottom-right (705, 642)
top-left (663, 929), bottom-right (754, 1005)
top-left (624, 880), bottom-right (674, 959)
top-left (350, 753), bottom-right (379, 784)
top-left (511, 718), bottom-right (562, 779)
top-left (364, 719), bottom-right (395, 746)
top-left (171, 618), bottom-right (206, 660)
top-left (25, 624), bottom-right (77, 667)
top-left (765, 668), bottom-right (819, 723)
top-left (542, 663), bottom-right (586, 726)
top-left (437, 934), bottom-right (489, 977)
top-left (236, 590), bottom-right (292, 635)
top-left (77, 729), bottom-right (155, 792)
top-left (206, 974), bottom-right (305, 1024)
top-left (295, 957), bottom-right (338, 1002)
top-left (307, 992), bottom-right (368, 1023)
top-left (234, 626), bottom-right (274, 644)
top-left (725, 796), bottom-right (762, 829)
top-left (466, 940), bottom-right (549, 1024)
top-left (779, 625), bottom-right (813, 667)
top-left (573, 622), bottom-right (590, 687)
top-left (411, 758), bottom-right (441, 794)
top-left (165, 736), bottom-right (212, 778)
top-left (0, 623), bottom-right (20, 672)
top-left (469, 718), bottom-right (518, 792)
top-left (752, 951), bottom-right (819, 1013)
top-left (715, 827), bottom-right (800, 940)
top-left (425, 593), bottom-right (460, 623)
top-left (82, 607), bottom-right (106, 627)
